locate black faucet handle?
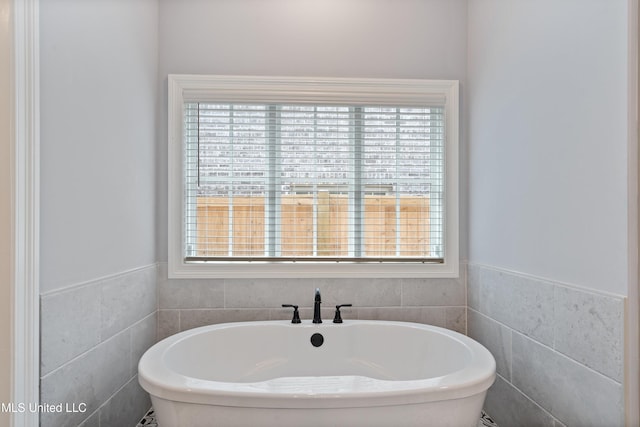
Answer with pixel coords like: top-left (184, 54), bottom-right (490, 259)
top-left (282, 304), bottom-right (301, 323)
top-left (333, 304), bottom-right (353, 323)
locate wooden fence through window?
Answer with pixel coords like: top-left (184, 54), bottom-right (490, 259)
top-left (195, 194), bottom-right (431, 257)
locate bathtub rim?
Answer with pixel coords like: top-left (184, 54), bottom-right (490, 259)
top-left (138, 320), bottom-right (496, 409)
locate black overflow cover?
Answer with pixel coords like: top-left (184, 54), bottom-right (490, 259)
top-left (310, 333), bottom-right (324, 347)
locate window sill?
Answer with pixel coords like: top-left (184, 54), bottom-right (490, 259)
top-left (168, 258), bottom-right (460, 279)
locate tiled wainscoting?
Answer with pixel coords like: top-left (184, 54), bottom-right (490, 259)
top-left (40, 264), bottom-right (158, 427)
top-left (467, 263), bottom-right (625, 427)
top-left (156, 263), bottom-right (467, 340)
top-left (39, 261), bottom-right (626, 427)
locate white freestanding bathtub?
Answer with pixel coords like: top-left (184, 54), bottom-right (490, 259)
top-left (138, 320), bottom-right (495, 427)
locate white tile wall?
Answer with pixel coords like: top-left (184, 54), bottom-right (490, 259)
top-left (157, 263), bottom-right (468, 338)
top-left (468, 263), bottom-right (625, 427)
top-left (512, 333), bottom-right (623, 426)
top-left (553, 286), bottom-right (624, 382)
top-left (42, 261), bottom-right (626, 427)
top-left (40, 264), bottom-right (158, 427)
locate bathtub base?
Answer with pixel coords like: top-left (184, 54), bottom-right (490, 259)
top-left (151, 392), bottom-right (487, 427)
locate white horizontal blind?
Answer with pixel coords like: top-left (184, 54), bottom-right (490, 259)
top-left (183, 102), bottom-right (444, 262)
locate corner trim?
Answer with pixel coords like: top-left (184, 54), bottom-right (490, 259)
top-left (11, 0), bottom-right (39, 426)
top-left (626, 1), bottom-right (640, 425)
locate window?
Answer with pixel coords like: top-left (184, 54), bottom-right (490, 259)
top-left (168, 75), bottom-right (458, 278)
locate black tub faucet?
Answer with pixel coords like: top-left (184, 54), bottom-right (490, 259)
top-left (313, 288), bottom-right (322, 324)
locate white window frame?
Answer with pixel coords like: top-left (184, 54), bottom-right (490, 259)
top-left (168, 74), bottom-right (459, 278)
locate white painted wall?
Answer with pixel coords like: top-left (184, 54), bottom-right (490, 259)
top-left (40, 0), bottom-right (158, 293)
top-left (156, 0), bottom-right (469, 261)
top-left (467, 0), bottom-right (629, 295)
top-left (0, 0), bottom-right (11, 423)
